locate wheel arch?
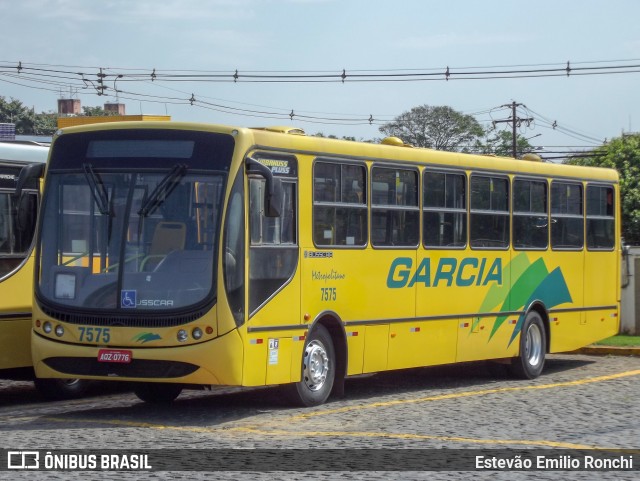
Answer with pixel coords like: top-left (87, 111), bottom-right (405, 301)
top-left (524, 300), bottom-right (551, 354)
top-left (309, 310), bottom-right (347, 397)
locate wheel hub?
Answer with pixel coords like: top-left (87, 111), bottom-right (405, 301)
top-left (303, 340), bottom-right (329, 391)
top-left (525, 323), bottom-right (543, 367)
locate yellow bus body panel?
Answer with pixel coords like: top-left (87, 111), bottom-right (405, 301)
top-left (31, 322), bottom-right (245, 386)
top-left (0, 254), bottom-right (35, 370)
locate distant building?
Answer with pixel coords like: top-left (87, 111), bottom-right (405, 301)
top-left (104, 102), bottom-right (126, 115)
top-left (57, 99), bottom-right (81, 115)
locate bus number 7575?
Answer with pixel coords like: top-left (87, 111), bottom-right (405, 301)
top-left (78, 327), bottom-right (111, 343)
top-left (320, 287), bottom-right (337, 302)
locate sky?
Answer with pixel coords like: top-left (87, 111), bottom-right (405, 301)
top-left (2, 0), bottom-right (640, 157)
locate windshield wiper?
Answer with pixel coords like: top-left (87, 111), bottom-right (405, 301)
top-left (82, 163), bottom-right (110, 215)
top-left (138, 164), bottom-right (187, 217)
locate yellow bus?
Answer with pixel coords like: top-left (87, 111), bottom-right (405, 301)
top-left (0, 141), bottom-right (87, 399)
top-left (31, 122), bottom-right (620, 405)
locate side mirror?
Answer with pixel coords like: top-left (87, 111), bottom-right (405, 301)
top-left (14, 162), bottom-right (45, 198)
top-left (245, 157), bottom-right (282, 218)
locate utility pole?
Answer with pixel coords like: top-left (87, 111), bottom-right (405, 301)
top-left (492, 102), bottom-right (534, 158)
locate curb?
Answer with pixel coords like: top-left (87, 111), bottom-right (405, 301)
top-left (570, 345), bottom-right (640, 357)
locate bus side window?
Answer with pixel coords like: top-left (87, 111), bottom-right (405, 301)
top-left (470, 175), bottom-right (509, 249)
top-left (586, 184), bottom-right (615, 250)
top-left (551, 182), bottom-right (583, 250)
top-left (371, 166), bottom-right (419, 247)
top-left (513, 179), bottom-right (548, 250)
top-left (313, 161), bottom-right (367, 247)
top-left (0, 190), bottom-right (38, 277)
top-left (423, 171), bottom-right (467, 248)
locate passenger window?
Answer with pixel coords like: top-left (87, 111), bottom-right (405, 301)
top-left (586, 184), bottom-right (615, 250)
top-left (470, 175), bottom-right (509, 248)
top-left (551, 182), bottom-right (583, 250)
top-left (423, 171), bottom-right (466, 248)
top-left (0, 191), bottom-right (38, 277)
top-left (513, 179), bottom-right (548, 250)
top-left (313, 161), bottom-right (367, 247)
top-left (371, 166), bottom-right (419, 247)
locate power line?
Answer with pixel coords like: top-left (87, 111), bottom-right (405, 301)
top-left (2, 59), bottom-right (640, 86)
top-left (0, 59), bottom-right (633, 145)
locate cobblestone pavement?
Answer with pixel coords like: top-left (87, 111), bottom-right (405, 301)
top-left (0, 353), bottom-right (639, 480)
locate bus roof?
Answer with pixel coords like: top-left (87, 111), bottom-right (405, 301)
top-left (53, 121), bottom-right (619, 184)
top-left (0, 141), bottom-right (49, 164)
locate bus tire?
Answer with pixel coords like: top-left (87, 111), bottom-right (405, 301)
top-left (34, 378), bottom-right (88, 400)
top-left (510, 311), bottom-right (546, 379)
top-left (133, 382), bottom-right (183, 404)
top-left (288, 324), bottom-right (335, 407)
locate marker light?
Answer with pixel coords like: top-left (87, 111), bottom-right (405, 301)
top-left (43, 321), bottom-right (52, 334)
top-left (55, 325), bottom-right (64, 337)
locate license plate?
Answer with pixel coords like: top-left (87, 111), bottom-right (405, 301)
top-left (97, 349), bottom-right (132, 364)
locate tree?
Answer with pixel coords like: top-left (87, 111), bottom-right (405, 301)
top-left (312, 132), bottom-right (370, 142)
top-left (33, 112), bottom-right (58, 135)
top-left (474, 129), bottom-right (536, 158)
top-left (378, 105), bottom-right (484, 151)
top-left (82, 105), bottom-right (117, 116)
top-left (0, 96), bottom-right (58, 136)
top-left (567, 133), bottom-right (640, 244)
top-left (0, 96), bottom-right (31, 132)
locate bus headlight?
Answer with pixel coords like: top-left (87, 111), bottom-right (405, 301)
top-left (43, 321), bottom-right (53, 334)
top-left (55, 325), bottom-right (65, 337)
top-left (177, 329), bottom-right (188, 342)
top-left (192, 327), bottom-right (203, 340)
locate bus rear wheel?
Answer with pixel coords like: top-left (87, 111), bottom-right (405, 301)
top-left (133, 382), bottom-right (183, 404)
top-left (510, 311), bottom-right (546, 379)
top-left (288, 324), bottom-right (335, 407)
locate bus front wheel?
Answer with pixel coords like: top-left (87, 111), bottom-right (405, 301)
top-left (288, 324), bottom-right (335, 407)
top-left (34, 378), bottom-right (88, 400)
top-left (133, 382), bottom-right (183, 404)
top-left (510, 311), bottom-right (546, 379)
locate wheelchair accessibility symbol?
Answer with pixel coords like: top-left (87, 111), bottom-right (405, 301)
top-left (121, 290), bottom-right (137, 308)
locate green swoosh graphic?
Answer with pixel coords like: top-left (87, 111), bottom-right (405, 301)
top-left (507, 267), bottom-right (573, 346)
top-left (475, 253), bottom-right (573, 347)
top-left (474, 252), bottom-right (531, 334)
top-left (489, 257), bottom-right (549, 340)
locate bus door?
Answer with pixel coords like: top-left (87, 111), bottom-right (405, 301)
top-left (246, 154), bottom-right (300, 385)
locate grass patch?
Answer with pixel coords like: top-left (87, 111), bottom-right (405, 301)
top-left (593, 335), bottom-right (640, 347)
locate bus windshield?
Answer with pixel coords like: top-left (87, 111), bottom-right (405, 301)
top-left (36, 130), bottom-right (234, 315)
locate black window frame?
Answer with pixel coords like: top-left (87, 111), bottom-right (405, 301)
top-left (550, 181), bottom-right (584, 251)
top-left (512, 177), bottom-right (549, 251)
top-left (312, 158), bottom-right (368, 248)
top-left (586, 183), bottom-right (615, 251)
top-left (469, 173), bottom-right (510, 250)
top-left (422, 169), bottom-right (467, 249)
top-left (370, 164), bottom-right (420, 248)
